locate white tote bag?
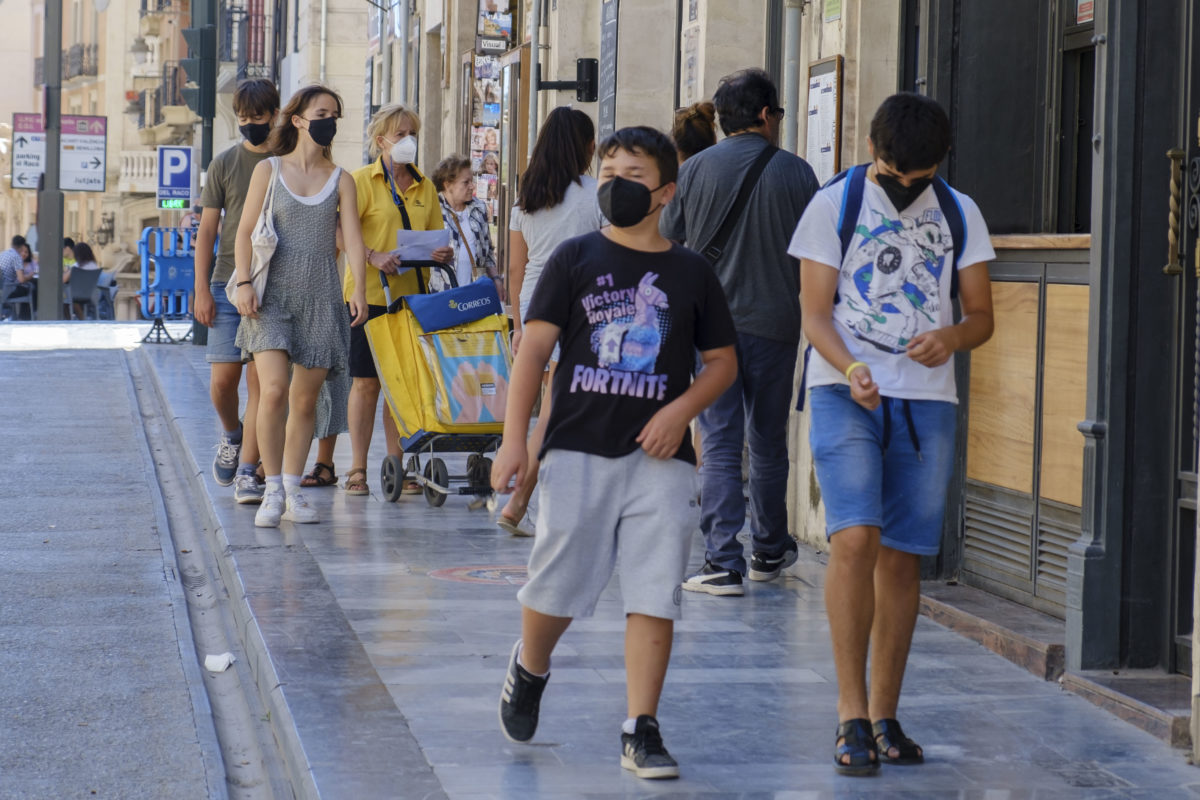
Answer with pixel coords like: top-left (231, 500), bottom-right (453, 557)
top-left (226, 156), bottom-right (279, 304)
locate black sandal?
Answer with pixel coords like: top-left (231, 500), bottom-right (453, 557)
top-left (872, 718), bottom-right (924, 765)
top-left (834, 718), bottom-right (880, 776)
top-left (301, 462), bottom-right (337, 488)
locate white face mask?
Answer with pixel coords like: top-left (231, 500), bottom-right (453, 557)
top-left (390, 135), bottom-right (417, 164)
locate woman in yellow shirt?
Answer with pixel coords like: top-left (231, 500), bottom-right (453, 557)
top-left (337, 104), bottom-right (453, 496)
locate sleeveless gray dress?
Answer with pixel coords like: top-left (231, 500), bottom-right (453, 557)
top-left (236, 158), bottom-right (350, 377)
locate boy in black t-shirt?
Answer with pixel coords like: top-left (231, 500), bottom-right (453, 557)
top-left (491, 126), bottom-right (738, 780)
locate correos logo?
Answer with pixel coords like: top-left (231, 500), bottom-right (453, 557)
top-left (449, 297), bottom-right (491, 313)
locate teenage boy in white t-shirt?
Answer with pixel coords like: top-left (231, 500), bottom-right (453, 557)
top-left (789, 92), bottom-right (995, 776)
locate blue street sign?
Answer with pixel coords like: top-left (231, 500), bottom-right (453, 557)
top-left (157, 146), bottom-right (196, 209)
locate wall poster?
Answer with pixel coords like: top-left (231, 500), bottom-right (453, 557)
top-left (805, 55), bottom-right (843, 184)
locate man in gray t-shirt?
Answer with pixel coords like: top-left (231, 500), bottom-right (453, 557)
top-left (192, 78), bottom-right (279, 502)
top-left (662, 68), bottom-right (819, 595)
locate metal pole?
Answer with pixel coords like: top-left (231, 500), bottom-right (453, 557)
top-left (781, 0), bottom-right (802, 153)
top-left (527, 0), bottom-right (541, 160)
top-left (397, 0), bottom-right (410, 106)
top-left (194, 0), bottom-right (216, 168)
top-left (38, 0), bottom-right (64, 321)
top-left (381, 2), bottom-right (392, 104)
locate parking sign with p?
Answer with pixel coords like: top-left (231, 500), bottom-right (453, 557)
top-left (157, 146), bottom-right (196, 210)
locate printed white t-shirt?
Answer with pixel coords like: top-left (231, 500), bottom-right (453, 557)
top-left (788, 176), bottom-right (995, 403)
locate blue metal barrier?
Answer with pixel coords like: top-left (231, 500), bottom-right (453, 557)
top-left (139, 227), bottom-right (196, 343)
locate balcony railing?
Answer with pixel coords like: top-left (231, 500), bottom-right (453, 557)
top-left (83, 44), bottom-right (99, 76)
top-left (67, 43), bottom-right (83, 78)
top-left (160, 61), bottom-right (184, 108)
top-left (140, 0), bottom-right (178, 15)
top-left (118, 150), bottom-right (157, 194)
top-left (221, 1), bottom-right (275, 82)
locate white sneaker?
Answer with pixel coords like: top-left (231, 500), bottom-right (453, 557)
top-left (282, 491), bottom-right (320, 524)
top-left (255, 489), bottom-right (284, 527)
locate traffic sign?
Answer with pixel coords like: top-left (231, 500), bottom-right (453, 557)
top-left (61, 115), bottom-right (107, 191)
top-left (157, 145), bottom-right (197, 210)
top-left (12, 113), bottom-right (46, 190)
top-left (11, 113), bottom-right (107, 192)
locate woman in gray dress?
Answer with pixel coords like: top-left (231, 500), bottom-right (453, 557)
top-left (232, 85), bottom-right (368, 528)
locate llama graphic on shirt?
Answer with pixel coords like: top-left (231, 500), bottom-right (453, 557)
top-left (842, 208), bottom-right (952, 354)
top-left (594, 272), bottom-right (668, 373)
top-left (572, 271), bottom-right (672, 400)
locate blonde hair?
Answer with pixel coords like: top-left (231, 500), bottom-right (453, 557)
top-left (366, 104), bottom-right (422, 159)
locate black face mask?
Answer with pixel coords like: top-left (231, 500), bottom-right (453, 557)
top-left (305, 117), bottom-right (337, 148)
top-left (875, 171), bottom-right (932, 213)
top-left (239, 121), bottom-right (271, 146)
top-left (598, 176), bottom-right (664, 228)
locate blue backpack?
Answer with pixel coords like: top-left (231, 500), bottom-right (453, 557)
top-left (795, 164), bottom-right (967, 411)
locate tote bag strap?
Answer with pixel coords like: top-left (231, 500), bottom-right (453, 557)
top-left (263, 157), bottom-right (280, 218)
top-left (448, 209), bottom-right (477, 277)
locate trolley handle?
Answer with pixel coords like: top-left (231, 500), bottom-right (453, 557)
top-left (379, 261), bottom-right (458, 313)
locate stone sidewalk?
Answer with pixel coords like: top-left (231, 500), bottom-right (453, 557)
top-left (146, 338), bottom-right (1200, 800)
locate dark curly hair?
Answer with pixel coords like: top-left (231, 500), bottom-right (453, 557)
top-left (712, 68), bottom-right (778, 136)
top-left (432, 154), bottom-right (473, 192)
top-left (671, 101), bottom-right (717, 161)
top-left (598, 126), bottom-right (678, 187)
top-left (869, 93), bottom-right (952, 173)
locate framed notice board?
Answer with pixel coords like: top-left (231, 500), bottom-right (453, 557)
top-left (806, 55), bottom-right (843, 184)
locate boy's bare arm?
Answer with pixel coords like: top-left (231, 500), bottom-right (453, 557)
top-left (906, 262), bottom-right (994, 366)
top-left (192, 209), bottom-right (222, 326)
top-left (637, 344), bottom-right (737, 460)
top-left (491, 319), bottom-right (559, 493)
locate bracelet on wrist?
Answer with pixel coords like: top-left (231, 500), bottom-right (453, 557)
top-left (236, 280), bottom-right (253, 288)
top-left (844, 361), bottom-right (868, 381)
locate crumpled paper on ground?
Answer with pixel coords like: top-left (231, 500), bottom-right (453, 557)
top-left (204, 652), bottom-right (236, 673)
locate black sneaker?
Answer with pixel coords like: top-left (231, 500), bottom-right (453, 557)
top-left (621, 715), bottom-right (679, 779)
top-left (748, 546), bottom-right (799, 582)
top-left (498, 640), bottom-right (549, 743)
top-left (681, 561), bottom-right (744, 596)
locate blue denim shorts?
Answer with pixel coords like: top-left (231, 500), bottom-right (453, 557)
top-left (205, 282), bottom-right (244, 363)
top-left (807, 384), bottom-right (957, 555)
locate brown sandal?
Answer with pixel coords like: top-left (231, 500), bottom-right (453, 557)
top-left (301, 462), bottom-right (337, 488)
top-left (344, 467), bottom-right (370, 496)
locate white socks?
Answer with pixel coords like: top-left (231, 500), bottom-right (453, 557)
top-left (622, 717), bottom-right (637, 735)
top-left (264, 476), bottom-right (283, 494)
top-left (282, 473), bottom-right (302, 495)
top-left (516, 642), bottom-right (550, 678)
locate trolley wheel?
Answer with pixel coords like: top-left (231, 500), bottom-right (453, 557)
top-left (424, 457), bottom-right (449, 507)
top-left (381, 455), bottom-right (404, 503)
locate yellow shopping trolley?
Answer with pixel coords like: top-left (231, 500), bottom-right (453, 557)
top-left (366, 265), bottom-right (511, 505)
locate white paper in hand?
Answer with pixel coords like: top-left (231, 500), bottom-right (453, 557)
top-left (394, 229), bottom-right (451, 262)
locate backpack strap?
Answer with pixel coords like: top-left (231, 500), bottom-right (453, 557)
top-left (836, 164), bottom-right (868, 263)
top-left (931, 175), bottom-right (966, 299)
top-left (700, 143), bottom-right (778, 265)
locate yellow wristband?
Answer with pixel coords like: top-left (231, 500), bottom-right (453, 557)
top-left (844, 361), bottom-right (868, 381)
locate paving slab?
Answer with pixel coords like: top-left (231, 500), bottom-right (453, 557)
top-left (148, 341), bottom-right (1200, 798)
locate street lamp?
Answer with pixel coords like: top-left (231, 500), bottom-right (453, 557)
top-left (93, 212), bottom-right (115, 246)
top-left (131, 35), bottom-right (150, 65)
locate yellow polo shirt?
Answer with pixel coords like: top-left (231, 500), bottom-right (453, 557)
top-left (344, 158), bottom-right (445, 306)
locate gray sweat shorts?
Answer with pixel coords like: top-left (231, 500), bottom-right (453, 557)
top-left (516, 448), bottom-right (701, 621)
